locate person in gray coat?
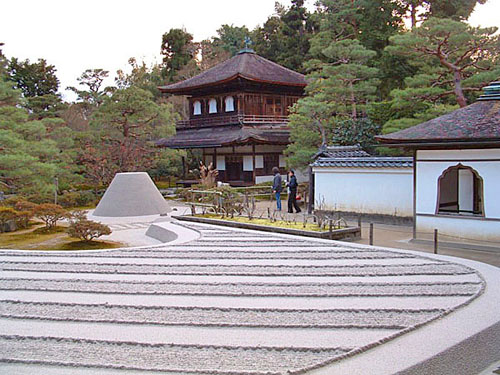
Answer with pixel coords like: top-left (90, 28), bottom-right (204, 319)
top-left (272, 167), bottom-right (282, 211)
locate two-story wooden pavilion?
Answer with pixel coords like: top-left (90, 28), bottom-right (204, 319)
top-left (156, 48), bottom-right (307, 185)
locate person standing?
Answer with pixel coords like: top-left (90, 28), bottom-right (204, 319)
top-left (272, 167), bottom-right (282, 211)
top-left (287, 170), bottom-right (301, 213)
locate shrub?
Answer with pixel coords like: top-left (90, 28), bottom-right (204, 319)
top-left (75, 191), bottom-right (97, 207)
top-left (58, 191), bottom-right (80, 208)
top-left (67, 216), bottom-right (112, 242)
top-left (33, 203), bottom-right (68, 229)
top-left (0, 207), bottom-right (18, 232)
top-left (13, 201), bottom-right (38, 229)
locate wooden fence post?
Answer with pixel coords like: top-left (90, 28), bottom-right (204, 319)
top-left (369, 223), bottom-right (374, 246)
top-left (434, 229), bottom-right (438, 254)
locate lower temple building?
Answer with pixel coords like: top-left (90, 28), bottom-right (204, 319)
top-left (156, 48), bottom-right (306, 185)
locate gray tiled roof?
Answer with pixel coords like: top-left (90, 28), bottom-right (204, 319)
top-left (156, 125), bottom-right (290, 149)
top-left (311, 145), bottom-right (412, 169)
top-left (159, 51), bottom-right (307, 94)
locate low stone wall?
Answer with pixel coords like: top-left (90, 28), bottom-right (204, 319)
top-left (315, 210), bottom-right (413, 226)
top-left (172, 215), bottom-right (361, 241)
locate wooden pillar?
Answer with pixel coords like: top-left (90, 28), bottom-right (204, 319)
top-left (308, 166), bottom-right (314, 214)
top-left (252, 144), bottom-right (256, 184)
top-left (412, 150), bottom-right (417, 239)
top-left (181, 156), bottom-right (186, 178)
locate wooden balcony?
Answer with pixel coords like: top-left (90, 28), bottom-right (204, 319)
top-left (176, 114), bottom-right (289, 129)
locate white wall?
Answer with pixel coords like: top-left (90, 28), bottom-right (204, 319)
top-left (313, 167), bottom-right (413, 217)
top-left (255, 174), bottom-right (286, 184)
top-left (416, 148), bottom-right (500, 240)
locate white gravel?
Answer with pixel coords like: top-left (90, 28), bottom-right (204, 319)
top-left (0, 220), bottom-right (493, 375)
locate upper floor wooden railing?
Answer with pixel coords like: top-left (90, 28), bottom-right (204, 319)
top-left (176, 114), bottom-right (290, 129)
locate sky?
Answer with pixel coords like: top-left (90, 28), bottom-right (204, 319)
top-left (1, 0), bottom-right (499, 102)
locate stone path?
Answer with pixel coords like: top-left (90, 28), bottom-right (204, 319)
top-left (0, 222), bottom-right (487, 374)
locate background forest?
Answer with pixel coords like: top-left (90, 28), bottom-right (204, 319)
top-left (1, 0), bottom-right (499, 203)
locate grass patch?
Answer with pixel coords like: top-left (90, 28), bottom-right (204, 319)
top-left (43, 240), bottom-right (122, 251)
top-left (0, 224), bottom-right (123, 251)
top-left (199, 214), bottom-right (330, 232)
top-left (32, 226), bottom-right (67, 234)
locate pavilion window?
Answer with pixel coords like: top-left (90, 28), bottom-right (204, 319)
top-left (208, 98), bottom-right (218, 114)
top-left (193, 100), bottom-right (202, 115)
top-left (225, 96), bottom-right (235, 112)
top-left (263, 154), bottom-right (279, 175)
top-left (437, 165), bottom-right (483, 216)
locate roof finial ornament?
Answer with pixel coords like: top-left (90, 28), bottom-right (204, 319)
top-left (238, 36), bottom-right (255, 54)
top-left (478, 81), bottom-right (500, 101)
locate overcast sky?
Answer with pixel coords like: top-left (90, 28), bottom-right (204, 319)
top-left (1, 0), bottom-right (499, 101)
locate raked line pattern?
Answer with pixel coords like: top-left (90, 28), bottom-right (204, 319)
top-left (0, 222), bottom-right (485, 375)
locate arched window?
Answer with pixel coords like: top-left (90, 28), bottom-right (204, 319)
top-left (225, 96), bottom-right (235, 112)
top-left (193, 100), bottom-right (202, 115)
top-left (208, 98), bottom-right (217, 114)
top-left (437, 164), bottom-right (484, 216)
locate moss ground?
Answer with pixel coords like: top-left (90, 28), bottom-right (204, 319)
top-left (0, 223), bottom-right (122, 250)
top-left (199, 214), bottom-right (331, 232)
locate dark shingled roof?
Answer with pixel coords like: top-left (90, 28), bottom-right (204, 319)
top-left (156, 126), bottom-right (290, 149)
top-left (312, 144), bottom-right (371, 159)
top-left (311, 145), bottom-right (412, 169)
top-left (377, 82), bottom-right (500, 146)
top-left (159, 51), bottom-right (307, 94)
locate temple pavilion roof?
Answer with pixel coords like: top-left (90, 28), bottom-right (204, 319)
top-left (156, 125), bottom-right (290, 149)
top-left (158, 50), bottom-right (307, 94)
top-left (377, 82), bottom-right (500, 148)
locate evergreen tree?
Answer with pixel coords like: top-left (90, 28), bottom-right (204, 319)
top-left (213, 24), bottom-right (250, 56)
top-left (286, 39), bottom-right (380, 168)
top-left (7, 57), bottom-right (65, 119)
top-left (386, 18), bottom-right (500, 108)
top-left (160, 28), bottom-right (197, 82)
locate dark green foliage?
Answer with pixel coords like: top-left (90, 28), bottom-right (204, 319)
top-left (7, 57), bottom-right (64, 118)
top-left (252, 0), bottom-right (314, 73)
top-left (7, 57), bottom-right (59, 97)
top-left (332, 118), bottom-right (381, 150)
top-left (161, 28), bottom-right (196, 82)
top-left (213, 24), bottom-right (250, 56)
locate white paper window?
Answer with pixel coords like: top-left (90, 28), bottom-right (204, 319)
top-left (209, 98), bottom-right (217, 114)
top-left (243, 155), bottom-right (253, 171)
top-left (279, 154), bottom-right (286, 167)
top-left (255, 155), bottom-right (264, 169)
top-left (216, 155), bottom-right (225, 170)
top-left (225, 96), bottom-right (235, 112)
top-left (193, 100), bottom-right (202, 115)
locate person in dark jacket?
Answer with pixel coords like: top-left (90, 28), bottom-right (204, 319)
top-left (271, 167), bottom-right (282, 211)
top-left (286, 170), bottom-right (301, 213)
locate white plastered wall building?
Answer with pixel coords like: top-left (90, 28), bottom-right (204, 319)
top-left (415, 148), bottom-right (500, 241)
top-left (378, 81), bottom-right (500, 242)
top-left (311, 145), bottom-right (413, 217)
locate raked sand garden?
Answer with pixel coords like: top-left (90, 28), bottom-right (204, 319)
top-left (0, 212), bottom-right (499, 374)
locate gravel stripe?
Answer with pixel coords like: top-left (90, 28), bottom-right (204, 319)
top-left (0, 300), bottom-right (445, 329)
top-left (0, 250), bottom-right (415, 260)
top-left (0, 278), bottom-right (482, 297)
top-left (0, 261), bottom-right (474, 276)
top-left (0, 335), bottom-right (349, 374)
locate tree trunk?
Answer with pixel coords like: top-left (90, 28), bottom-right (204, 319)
top-left (410, 3), bottom-right (417, 29)
top-left (437, 54), bottom-right (468, 108)
top-left (316, 119), bottom-right (327, 146)
top-left (349, 81), bottom-right (357, 119)
top-left (453, 69), bottom-right (467, 108)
